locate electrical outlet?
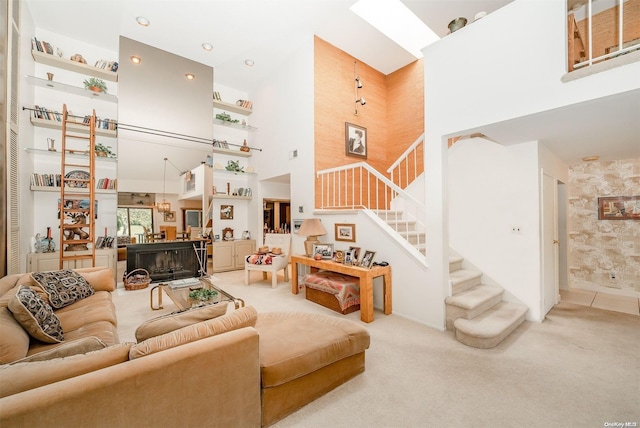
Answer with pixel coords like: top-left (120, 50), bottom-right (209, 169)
top-left (609, 271), bottom-right (616, 280)
top-left (289, 149), bottom-right (298, 159)
top-left (298, 206), bottom-right (304, 213)
top-left (511, 226), bottom-right (522, 234)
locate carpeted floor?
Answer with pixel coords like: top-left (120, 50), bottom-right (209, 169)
top-left (112, 269), bottom-right (640, 428)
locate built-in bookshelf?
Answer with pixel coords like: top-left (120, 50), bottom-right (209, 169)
top-left (212, 99), bottom-right (252, 116)
top-left (25, 75), bottom-right (117, 103)
top-left (29, 116), bottom-right (117, 138)
top-left (212, 146), bottom-right (252, 158)
top-left (30, 173), bottom-right (116, 192)
top-left (31, 49), bottom-right (118, 82)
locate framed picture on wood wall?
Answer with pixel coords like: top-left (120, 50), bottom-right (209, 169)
top-left (345, 122), bottom-right (367, 159)
top-left (335, 223), bottom-right (356, 242)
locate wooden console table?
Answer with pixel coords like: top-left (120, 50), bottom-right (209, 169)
top-left (291, 255), bottom-right (392, 323)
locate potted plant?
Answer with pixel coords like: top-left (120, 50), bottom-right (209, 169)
top-left (83, 77), bottom-right (108, 93)
top-left (188, 288), bottom-right (219, 306)
top-left (94, 142), bottom-right (116, 157)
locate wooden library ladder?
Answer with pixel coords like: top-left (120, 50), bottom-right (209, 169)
top-left (59, 104), bottom-right (96, 269)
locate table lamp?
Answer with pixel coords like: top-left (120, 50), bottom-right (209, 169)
top-left (298, 218), bottom-right (327, 256)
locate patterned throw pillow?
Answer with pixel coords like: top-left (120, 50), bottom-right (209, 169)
top-left (31, 270), bottom-right (94, 309)
top-left (8, 286), bottom-right (64, 343)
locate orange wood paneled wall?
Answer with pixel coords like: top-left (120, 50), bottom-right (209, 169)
top-left (313, 36), bottom-right (424, 209)
top-left (576, 0), bottom-right (640, 58)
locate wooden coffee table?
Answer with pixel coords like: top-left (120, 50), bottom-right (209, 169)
top-left (150, 276), bottom-right (244, 311)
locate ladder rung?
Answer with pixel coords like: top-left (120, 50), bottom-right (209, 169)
top-left (61, 255), bottom-right (95, 260)
top-left (64, 135), bottom-right (91, 140)
top-left (61, 223), bottom-right (90, 228)
top-left (62, 239), bottom-right (92, 244)
top-left (64, 163), bottom-right (90, 168)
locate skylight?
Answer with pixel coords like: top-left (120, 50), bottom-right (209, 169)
top-left (350, 0), bottom-right (440, 58)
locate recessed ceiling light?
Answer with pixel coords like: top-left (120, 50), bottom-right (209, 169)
top-left (582, 155), bottom-right (600, 162)
top-left (136, 16), bottom-right (150, 27)
top-left (245, 59), bottom-right (255, 67)
top-left (130, 55), bottom-right (142, 64)
top-left (185, 73), bottom-right (195, 80)
top-left (202, 43), bottom-right (213, 51)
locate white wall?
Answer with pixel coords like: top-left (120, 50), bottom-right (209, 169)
top-left (422, 0), bottom-right (640, 325)
top-left (449, 138), bottom-right (544, 321)
top-left (250, 36), bottom-right (315, 253)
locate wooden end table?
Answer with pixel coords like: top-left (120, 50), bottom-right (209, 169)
top-left (291, 255), bottom-right (392, 323)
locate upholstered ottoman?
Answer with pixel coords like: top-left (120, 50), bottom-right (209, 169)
top-left (255, 312), bottom-right (370, 427)
top-left (303, 271), bottom-right (361, 314)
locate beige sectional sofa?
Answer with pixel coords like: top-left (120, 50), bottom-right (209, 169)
top-left (0, 267), bottom-right (370, 427)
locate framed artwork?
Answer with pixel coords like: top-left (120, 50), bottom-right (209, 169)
top-left (348, 246), bottom-right (361, 262)
top-left (220, 205), bottom-right (234, 220)
top-left (598, 196), bottom-right (640, 220)
top-left (164, 211), bottom-right (176, 222)
top-left (345, 122), bottom-right (367, 159)
top-left (335, 223), bottom-right (356, 242)
top-left (312, 243), bottom-right (334, 259)
top-left (334, 250), bottom-right (344, 263)
top-left (293, 219), bottom-right (303, 234)
top-left (361, 250), bottom-right (376, 268)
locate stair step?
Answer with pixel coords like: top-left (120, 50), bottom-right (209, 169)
top-left (449, 255), bottom-right (463, 272)
top-left (372, 210), bottom-right (403, 221)
top-left (386, 221), bottom-right (416, 232)
top-left (445, 284), bottom-right (504, 330)
top-left (449, 269), bottom-right (482, 294)
top-left (454, 301), bottom-right (528, 349)
top-left (398, 231), bottom-right (426, 245)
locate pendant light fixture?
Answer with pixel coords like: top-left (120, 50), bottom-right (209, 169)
top-left (157, 157), bottom-right (171, 213)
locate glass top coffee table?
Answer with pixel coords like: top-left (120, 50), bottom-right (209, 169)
top-left (150, 275), bottom-right (244, 311)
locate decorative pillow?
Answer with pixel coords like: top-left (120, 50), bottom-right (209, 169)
top-left (135, 303), bottom-right (228, 343)
top-left (11, 337), bottom-right (107, 364)
top-left (129, 305), bottom-right (257, 360)
top-left (31, 269), bottom-right (94, 309)
top-left (0, 307), bottom-right (30, 364)
top-left (8, 286), bottom-right (64, 343)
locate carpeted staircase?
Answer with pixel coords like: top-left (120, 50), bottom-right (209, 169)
top-left (446, 255), bottom-right (528, 349)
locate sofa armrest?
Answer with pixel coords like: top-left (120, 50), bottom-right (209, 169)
top-left (0, 327), bottom-right (261, 427)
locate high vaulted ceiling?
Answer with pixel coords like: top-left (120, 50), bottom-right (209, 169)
top-left (24, 0), bottom-right (640, 166)
top-left (24, 0), bottom-right (512, 91)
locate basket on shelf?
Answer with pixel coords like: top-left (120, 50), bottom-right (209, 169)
top-left (124, 268), bottom-right (151, 291)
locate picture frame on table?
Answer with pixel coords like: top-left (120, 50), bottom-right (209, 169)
top-left (361, 250), bottom-right (376, 268)
top-left (335, 223), bottom-right (356, 242)
top-left (348, 246), bottom-right (361, 262)
top-left (345, 122), bottom-right (367, 159)
top-left (313, 243), bottom-right (334, 260)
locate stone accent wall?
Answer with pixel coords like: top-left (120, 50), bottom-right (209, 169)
top-left (569, 158), bottom-right (640, 293)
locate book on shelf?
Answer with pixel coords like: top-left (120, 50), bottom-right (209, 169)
top-left (32, 105), bottom-right (62, 122)
top-left (31, 173), bottom-right (62, 187)
top-left (96, 178), bottom-right (117, 190)
top-left (236, 100), bottom-right (252, 109)
top-left (213, 92), bottom-right (221, 101)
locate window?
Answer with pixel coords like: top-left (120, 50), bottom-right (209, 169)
top-left (117, 207), bottom-right (154, 239)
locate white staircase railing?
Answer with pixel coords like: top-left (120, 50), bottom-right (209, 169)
top-left (386, 133), bottom-right (424, 189)
top-left (317, 162), bottom-right (426, 252)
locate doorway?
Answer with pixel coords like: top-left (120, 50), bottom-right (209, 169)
top-left (263, 199), bottom-right (291, 236)
top-left (542, 173), bottom-right (567, 316)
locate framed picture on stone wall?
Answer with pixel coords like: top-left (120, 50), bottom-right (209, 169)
top-left (597, 196), bottom-right (640, 220)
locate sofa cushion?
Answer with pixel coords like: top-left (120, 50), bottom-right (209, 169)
top-left (0, 307), bottom-right (30, 364)
top-left (135, 303), bottom-right (228, 343)
top-left (55, 291), bottom-right (118, 331)
top-left (255, 312), bottom-right (371, 388)
top-left (129, 305), bottom-right (257, 360)
top-left (11, 337), bottom-right (107, 363)
top-left (8, 286), bottom-right (64, 343)
top-left (0, 342), bottom-right (132, 398)
top-left (74, 267), bottom-right (116, 292)
top-left (31, 270), bottom-right (94, 309)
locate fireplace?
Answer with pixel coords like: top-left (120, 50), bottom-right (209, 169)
top-left (126, 240), bottom-right (207, 282)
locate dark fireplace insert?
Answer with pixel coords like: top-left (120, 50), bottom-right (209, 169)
top-left (126, 240), bottom-right (207, 282)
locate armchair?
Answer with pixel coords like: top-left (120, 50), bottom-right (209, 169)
top-left (245, 233), bottom-right (291, 288)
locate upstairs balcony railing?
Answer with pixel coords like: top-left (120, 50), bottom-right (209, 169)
top-left (568, 0), bottom-right (640, 72)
